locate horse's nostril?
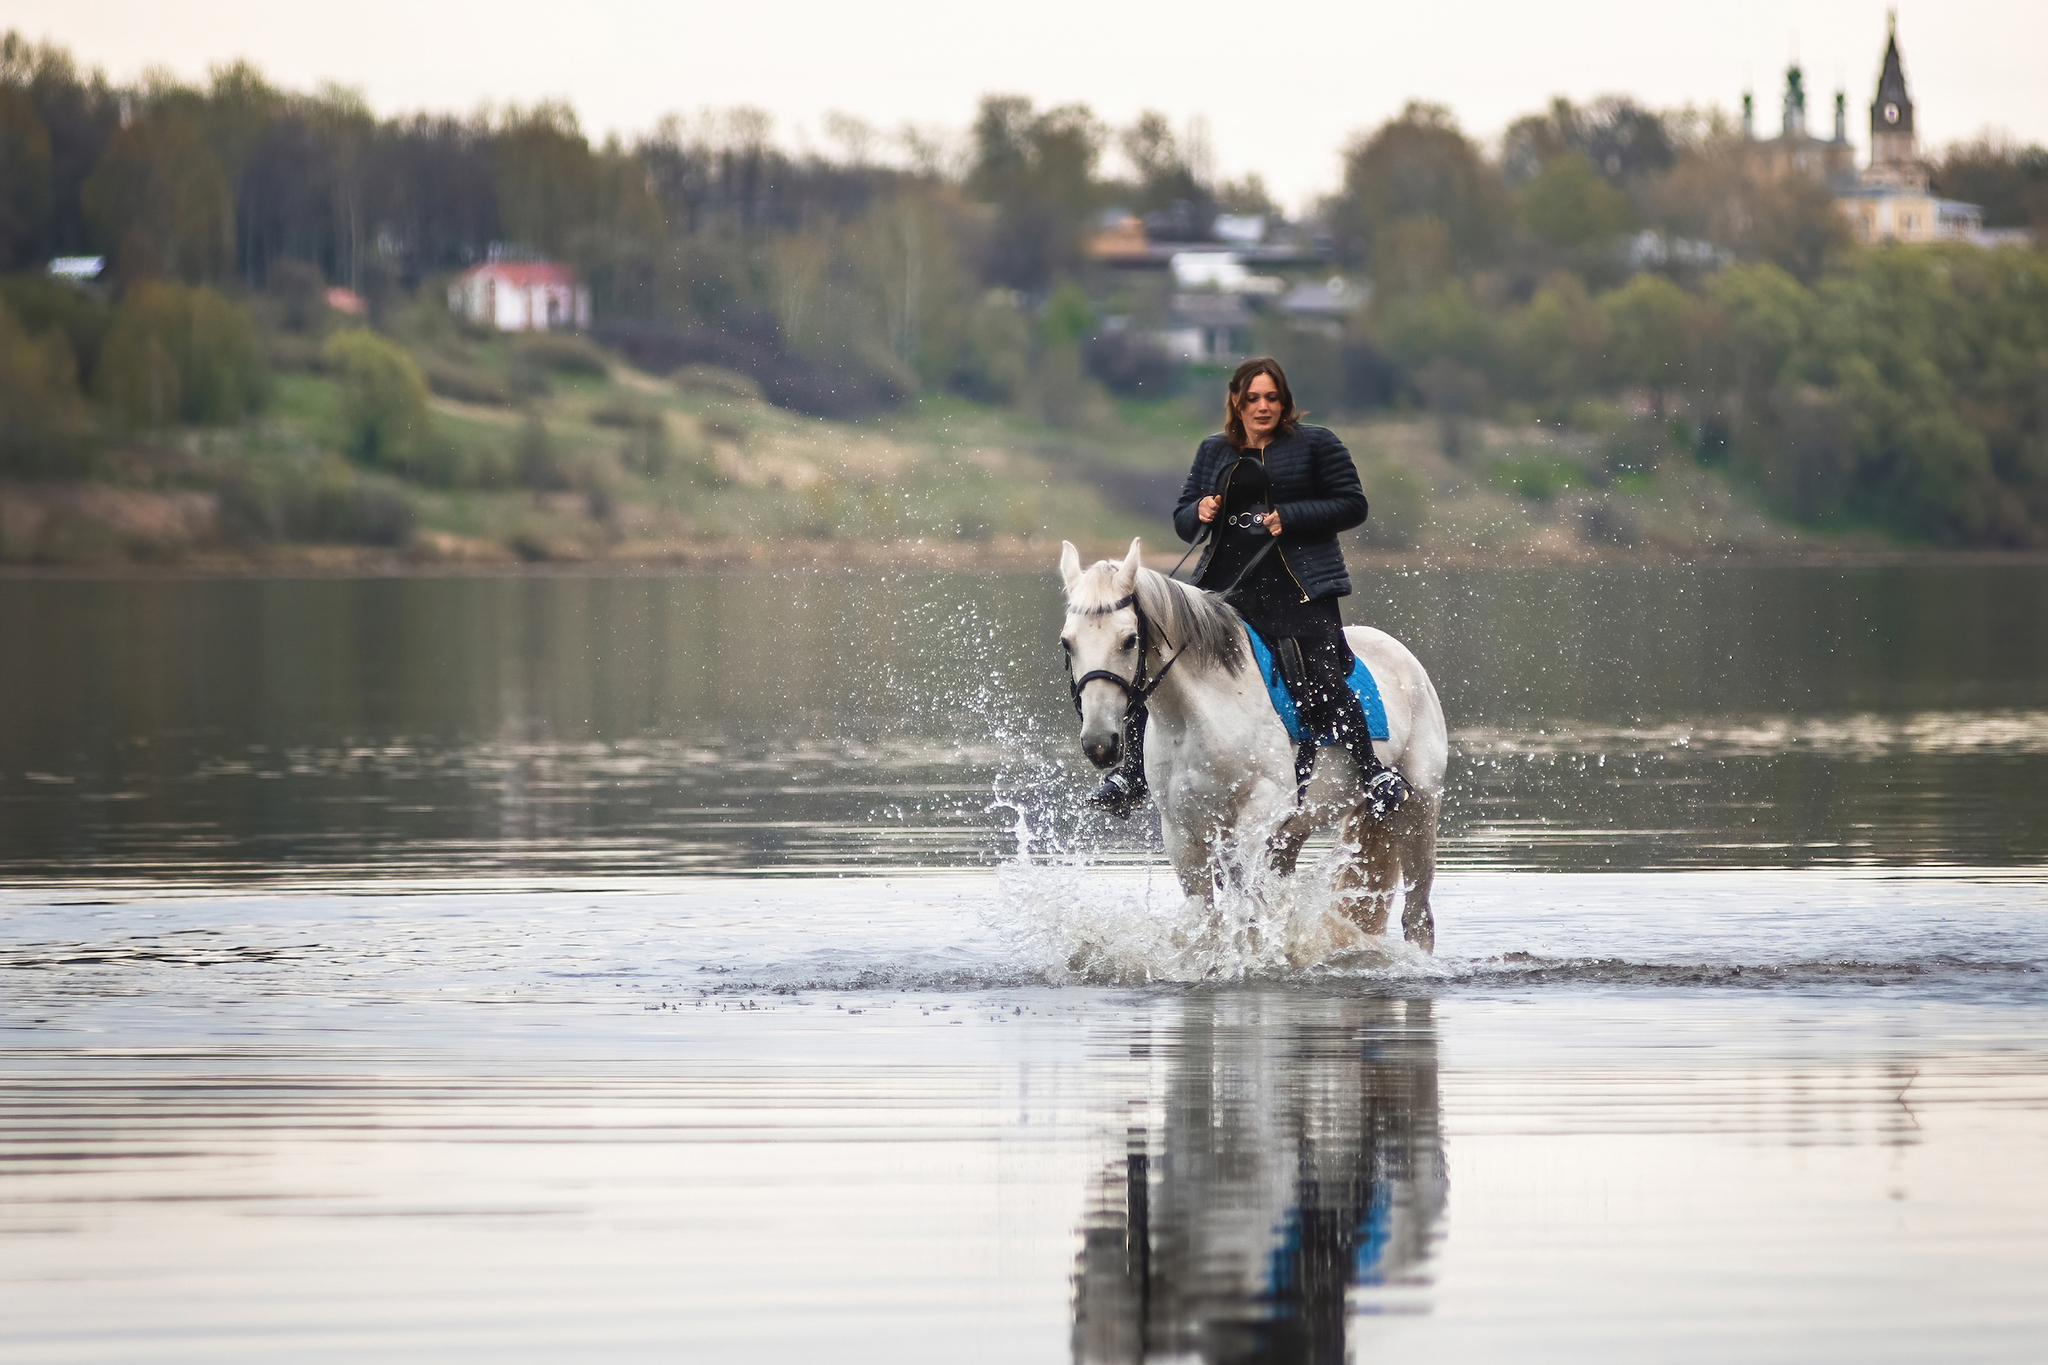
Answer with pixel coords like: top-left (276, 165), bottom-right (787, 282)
top-left (1083, 736), bottom-right (1120, 768)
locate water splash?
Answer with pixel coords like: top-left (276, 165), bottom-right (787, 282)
top-left (983, 800), bottom-right (1442, 987)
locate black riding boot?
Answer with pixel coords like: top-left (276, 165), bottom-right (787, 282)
top-left (1330, 688), bottom-right (1410, 819)
top-left (1297, 630), bottom-right (1410, 820)
top-left (1085, 702), bottom-right (1149, 818)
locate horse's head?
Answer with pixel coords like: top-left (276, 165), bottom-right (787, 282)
top-left (1059, 538), bottom-right (1145, 769)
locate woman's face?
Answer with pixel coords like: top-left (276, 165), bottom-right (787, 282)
top-left (1238, 373), bottom-right (1283, 442)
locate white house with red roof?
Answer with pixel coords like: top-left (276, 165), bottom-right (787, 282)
top-left (448, 260), bottom-right (591, 332)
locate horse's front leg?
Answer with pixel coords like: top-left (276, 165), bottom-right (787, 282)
top-left (1158, 803), bottom-right (1215, 901)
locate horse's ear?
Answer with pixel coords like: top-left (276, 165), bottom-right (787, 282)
top-left (1058, 541), bottom-right (1082, 590)
top-left (1113, 538), bottom-right (1142, 593)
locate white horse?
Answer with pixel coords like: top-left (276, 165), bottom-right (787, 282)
top-left (1059, 539), bottom-right (1449, 950)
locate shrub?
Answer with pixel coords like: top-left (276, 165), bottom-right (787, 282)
top-left (1084, 329), bottom-right (1179, 396)
top-left (505, 352), bottom-right (553, 399)
top-left (96, 283), bottom-right (268, 428)
top-left (625, 419), bottom-right (670, 478)
top-left (324, 328), bottom-right (432, 469)
top-left (1487, 452), bottom-right (1580, 502)
top-left (949, 291), bottom-right (1032, 402)
top-left (263, 331), bottom-right (327, 374)
top-left (1598, 416), bottom-right (1675, 479)
top-left (512, 331), bottom-right (609, 376)
top-left (0, 274), bottom-right (113, 385)
top-left (516, 412), bottom-right (568, 490)
top-left (423, 357), bottom-right (513, 406)
top-left (0, 298), bottom-right (94, 478)
top-left (265, 259), bottom-right (328, 331)
top-left (591, 320), bottom-right (908, 418)
top-left (217, 455), bottom-right (417, 546)
top-left (588, 399), bottom-right (670, 476)
top-left (671, 364), bottom-right (762, 402)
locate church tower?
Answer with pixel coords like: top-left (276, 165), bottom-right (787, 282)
top-left (1867, 11), bottom-right (1926, 188)
top-left (1782, 63), bottom-right (1807, 139)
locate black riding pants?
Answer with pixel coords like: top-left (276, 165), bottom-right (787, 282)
top-left (1276, 623), bottom-right (1374, 758)
top-left (1239, 596), bottom-right (1376, 758)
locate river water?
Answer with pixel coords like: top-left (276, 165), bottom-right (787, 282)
top-left (4, 564), bottom-right (2046, 1362)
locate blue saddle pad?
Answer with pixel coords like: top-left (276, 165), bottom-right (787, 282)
top-left (1243, 624), bottom-right (1390, 744)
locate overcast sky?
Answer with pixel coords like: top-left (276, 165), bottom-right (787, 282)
top-left (11, 1), bottom-right (2044, 211)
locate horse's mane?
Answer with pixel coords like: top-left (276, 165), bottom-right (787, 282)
top-left (1070, 562), bottom-right (1246, 674)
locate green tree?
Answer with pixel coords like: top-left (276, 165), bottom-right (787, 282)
top-left (1505, 271), bottom-right (1608, 407)
top-left (0, 85), bottom-right (53, 268)
top-left (1518, 154), bottom-right (1635, 250)
top-left (302, 85), bottom-right (374, 293)
top-left (1501, 96), bottom-right (1675, 192)
top-left (1796, 245), bottom-right (2044, 543)
top-left (495, 102), bottom-right (599, 257)
top-left (2, 30), bottom-right (122, 261)
top-left (1373, 279), bottom-right (1497, 453)
top-left (96, 282), bottom-right (266, 427)
top-left (966, 95), bottom-right (1104, 290)
top-left (0, 272), bottom-right (112, 385)
top-left (324, 327), bottom-right (431, 468)
top-left (1935, 135), bottom-right (2048, 230)
top-left (1040, 280), bottom-right (1092, 348)
top-left (953, 289), bottom-right (1031, 402)
top-left (1119, 110), bottom-right (1207, 215)
top-left (0, 296), bottom-right (92, 476)
top-left (1700, 262), bottom-right (1812, 405)
top-left (831, 189), bottom-right (976, 383)
top-left (1329, 103), bottom-right (1508, 275)
top-left (1375, 279), bottom-right (1495, 373)
top-left (1600, 273), bottom-right (1698, 417)
top-left (566, 134), bottom-right (669, 318)
top-left (80, 111), bottom-right (232, 282)
top-left (1650, 138), bottom-right (1851, 283)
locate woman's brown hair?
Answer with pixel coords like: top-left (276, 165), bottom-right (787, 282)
top-left (1223, 357), bottom-right (1302, 448)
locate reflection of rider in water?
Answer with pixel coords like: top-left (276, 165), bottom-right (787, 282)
top-left (1072, 997), bottom-right (1446, 1364)
top-left (1088, 357), bottom-right (1410, 819)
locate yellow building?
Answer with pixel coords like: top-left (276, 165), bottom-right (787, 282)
top-left (1839, 190), bottom-right (1984, 244)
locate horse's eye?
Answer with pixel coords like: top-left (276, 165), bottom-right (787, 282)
top-left (1121, 633), bottom-right (1139, 651)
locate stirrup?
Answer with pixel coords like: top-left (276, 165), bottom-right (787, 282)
top-left (1086, 769), bottom-right (1148, 819)
top-left (1362, 764), bottom-right (1411, 820)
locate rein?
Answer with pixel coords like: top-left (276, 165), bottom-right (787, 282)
top-left (1066, 590), bottom-right (1186, 716)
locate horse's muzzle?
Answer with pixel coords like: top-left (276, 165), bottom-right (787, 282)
top-left (1082, 733), bottom-right (1121, 769)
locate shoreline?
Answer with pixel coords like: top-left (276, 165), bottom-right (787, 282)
top-left (4, 538), bottom-right (2047, 579)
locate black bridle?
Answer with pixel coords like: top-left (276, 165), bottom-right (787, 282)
top-left (1065, 592), bottom-right (1184, 716)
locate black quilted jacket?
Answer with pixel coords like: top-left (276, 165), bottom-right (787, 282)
top-left (1171, 424), bottom-right (1368, 600)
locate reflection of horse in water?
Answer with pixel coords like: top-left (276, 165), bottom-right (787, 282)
top-left (1060, 542), bottom-right (1448, 949)
top-left (1073, 996), bottom-right (1446, 1364)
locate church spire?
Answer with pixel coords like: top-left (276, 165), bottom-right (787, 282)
top-left (1867, 10), bottom-right (1924, 187)
top-left (1872, 11), bottom-right (1913, 140)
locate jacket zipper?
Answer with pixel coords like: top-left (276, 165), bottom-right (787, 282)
top-left (1275, 542), bottom-right (1311, 603)
top-left (1253, 447), bottom-right (1313, 603)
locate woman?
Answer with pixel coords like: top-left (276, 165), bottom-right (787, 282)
top-left (1089, 356), bottom-right (1410, 818)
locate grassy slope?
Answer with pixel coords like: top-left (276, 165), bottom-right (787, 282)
top-left (1, 320), bottom-right (1863, 567)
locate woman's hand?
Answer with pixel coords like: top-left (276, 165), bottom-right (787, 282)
top-left (1263, 510), bottom-right (1283, 535)
top-left (1196, 495), bottom-right (1221, 524)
